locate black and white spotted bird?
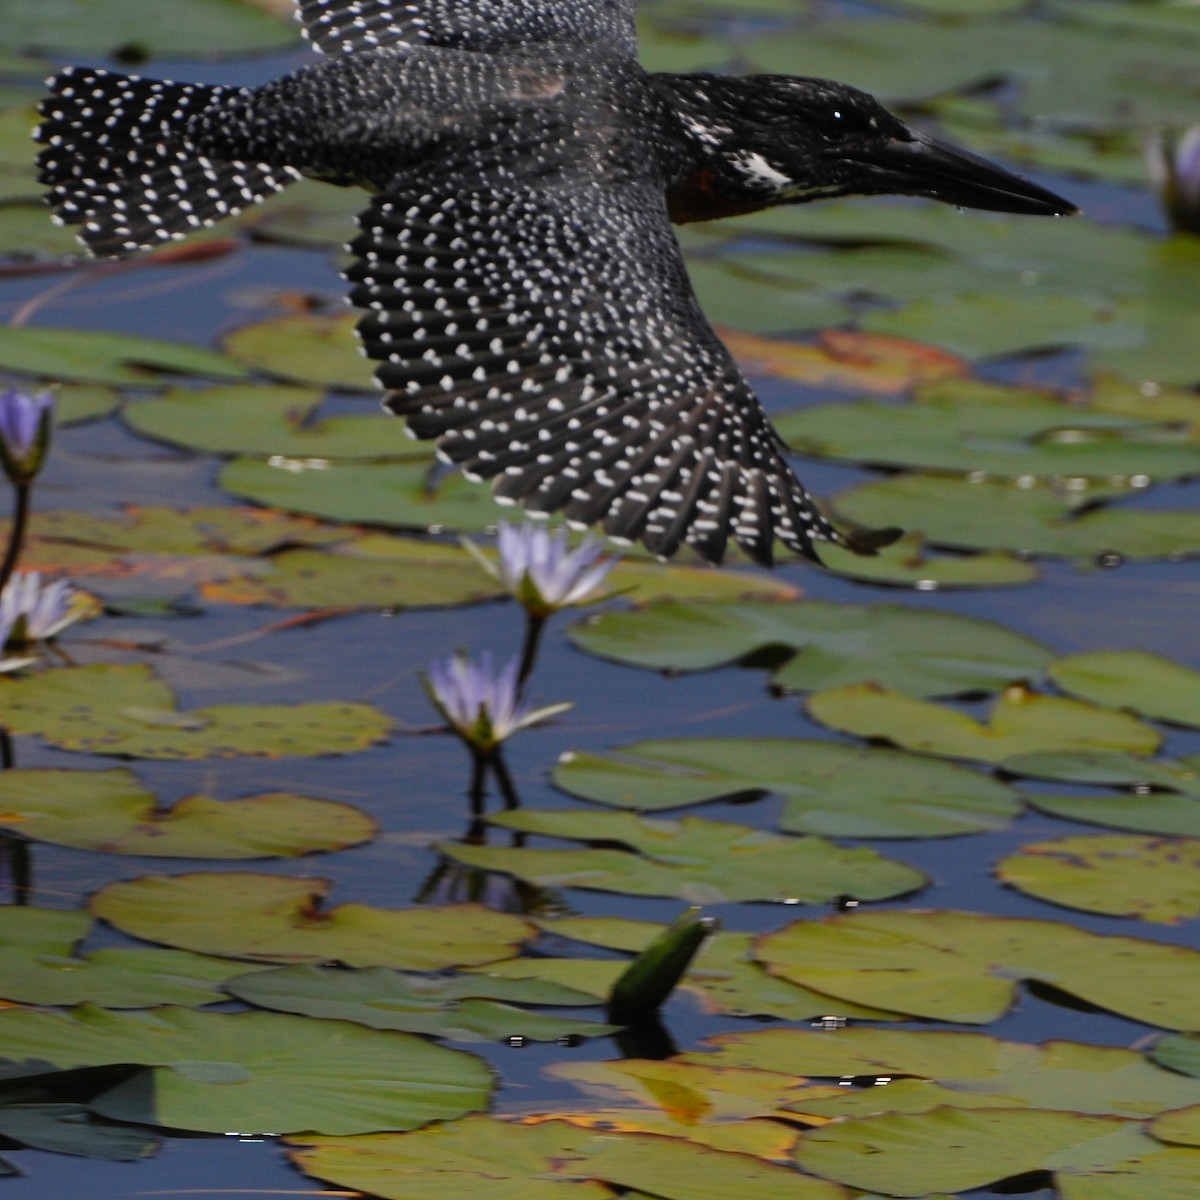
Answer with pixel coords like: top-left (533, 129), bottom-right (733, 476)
top-left (35, 0), bottom-right (1075, 566)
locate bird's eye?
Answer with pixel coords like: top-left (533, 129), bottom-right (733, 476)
top-left (818, 106), bottom-right (873, 141)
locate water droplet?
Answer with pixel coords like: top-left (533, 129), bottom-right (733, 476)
top-left (557, 1034), bottom-right (583, 1048)
top-left (836, 896), bottom-right (860, 912)
top-left (506, 1035), bottom-right (528, 1049)
top-left (1096, 551), bottom-right (1123, 569)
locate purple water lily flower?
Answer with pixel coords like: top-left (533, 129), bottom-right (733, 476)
top-left (1147, 126), bottom-right (1200, 236)
top-left (423, 650), bottom-right (571, 754)
top-left (0, 572), bottom-right (81, 645)
top-left (0, 389), bottom-right (53, 484)
top-left (467, 521), bottom-right (618, 618)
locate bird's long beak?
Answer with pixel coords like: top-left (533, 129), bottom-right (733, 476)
top-left (857, 128), bottom-right (1079, 217)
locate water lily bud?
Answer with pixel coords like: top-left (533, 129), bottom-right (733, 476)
top-left (1146, 126), bottom-right (1200, 236)
top-left (0, 389), bottom-right (53, 485)
top-left (608, 907), bottom-right (718, 1022)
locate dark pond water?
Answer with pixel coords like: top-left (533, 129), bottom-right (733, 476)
top-left (0, 3), bottom-right (1198, 1198)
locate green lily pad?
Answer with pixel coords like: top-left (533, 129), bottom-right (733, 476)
top-left (440, 810), bottom-right (926, 904)
top-left (0, 663), bottom-right (393, 759)
top-left (0, 766), bottom-right (377, 857)
top-left (0, 0), bottom-right (298, 58)
top-left (794, 1107), bottom-right (1198, 1197)
top-left (1002, 750), bottom-right (1200, 797)
top-left (0, 906), bottom-right (241, 1007)
top-left (124, 385), bottom-right (422, 460)
top-left (755, 909), bottom-right (1200, 1028)
top-left (247, 179), bottom-right (367, 248)
top-left (0, 1005), bottom-right (490, 1136)
top-left (807, 684), bottom-right (1162, 764)
top-left (816, 533), bottom-right (1039, 589)
top-left (777, 388), bottom-right (1198, 482)
top-left (226, 964), bottom-right (618, 1043)
top-left (0, 203), bottom-right (91, 259)
top-left (0, 1082), bottom-right (156, 1162)
top-left (289, 1115), bottom-right (849, 1200)
top-left (861, 292), bottom-right (1138, 360)
top-left (221, 454), bottom-right (513, 532)
top-left (90, 872), bottom-right (533, 969)
top-left (1025, 791), bottom-right (1200, 838)
top-left (1090, 374), bottom-right (1200, 436)
top-left (1153, 1035), bottom-right (1200, 1080)
top-left (222, 312), bottom-right (373, 390)
top-left (688, 1027), bottom-right (1200, 1119)
top-left (569, 600), bottom-right (1052, 699)
top-left (21, 505), bottom-right (346, 562)
top-left (553, 738), bottom-right (1021, 837)
top-left (56, 383), bottom-right (121, 426)
top-left (0, 326), bottom-right (249, 387)
top-left (833, 474), bottom-right (1200, 560)
top-left (997, 836), bottom-right (1200, 925)
top-left (1050, 652), bottom-right (1200, 730)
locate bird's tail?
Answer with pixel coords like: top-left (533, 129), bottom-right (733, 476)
top-left (35, 66), bottom-right (299, 258)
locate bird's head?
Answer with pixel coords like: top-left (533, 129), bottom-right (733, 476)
top-left (659, 74), bottom-right (1077, 217)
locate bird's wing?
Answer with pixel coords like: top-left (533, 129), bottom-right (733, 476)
top-left (345, 131), bottom-right (886, 566)
top-left (295, 0), bottom-right (638, 56)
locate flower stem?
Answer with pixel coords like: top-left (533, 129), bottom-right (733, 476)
top-left (0, 480), bottom-right (30, 594)
top-left (516, 611), bottom-right (546, 695)
top-left (490, 750), bottom-right (521, 811)
top-left (468, 750), bottom-right (488, 817)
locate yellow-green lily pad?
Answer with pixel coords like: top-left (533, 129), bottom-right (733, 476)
top-left (124, 384), bottom-right (422, 460)
top-left (756, 909), bottom-right (1200, 1029)
top-left (0, 663), bottom-right (392, 759)
top-left (289, 1115), bottom-right (850, 1200)
top-left (0, 766), bottom-right (377, 857)
top-left (90, 872), bottom-right (533, 969)
top-left (807, 684), bottom-right (1161, 764)
top-left (997, 836), bottom-right (1200, 924)
top-left (794, 1107), bottom-right (1198, 1197)
top-left (222, 311), bottom-right (372, 390)
top-left (687, 1026), bottom-right (1200, 1119)
top-left (0, 907), bottom-right (242, 1007)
